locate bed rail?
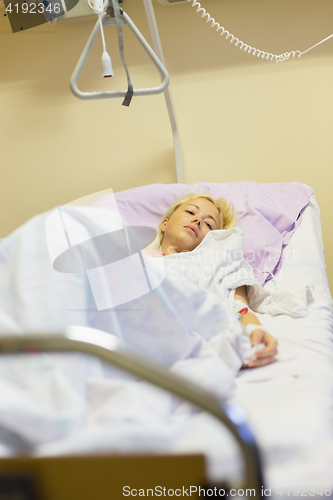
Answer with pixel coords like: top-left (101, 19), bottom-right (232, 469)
top-left (0, 326), bottom-right (265, 497)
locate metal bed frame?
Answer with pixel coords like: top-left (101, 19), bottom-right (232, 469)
top-left (0, 327), bottom-right (265, 498)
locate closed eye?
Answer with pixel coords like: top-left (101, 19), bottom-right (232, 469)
top-left (186, 210), bottom-right (212, 229)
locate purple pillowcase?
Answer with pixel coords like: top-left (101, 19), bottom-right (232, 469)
top-left (91, 182), bottom-right (313, 285)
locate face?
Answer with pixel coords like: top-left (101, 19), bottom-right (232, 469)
top-left (160, 198), bottom-right (220, 255)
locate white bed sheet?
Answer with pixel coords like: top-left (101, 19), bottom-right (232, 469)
top-left (230, 193), bottom-right (333, 493)
top-left (28, 193), bottom-right (333, 493)
top-left (0, 192), bottom-right (332, 494)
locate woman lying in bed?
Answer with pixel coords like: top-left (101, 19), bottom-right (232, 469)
top-left (0, 190), bottom-right (277, 371)
top-left (149, 192), bottom-right (278, 368)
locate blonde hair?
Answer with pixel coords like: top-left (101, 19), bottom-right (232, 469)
top-left (156, 193), bottom-right (235, 245)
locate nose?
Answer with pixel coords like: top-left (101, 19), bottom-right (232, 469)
top-left (191, 215), bottom-right (201, 227)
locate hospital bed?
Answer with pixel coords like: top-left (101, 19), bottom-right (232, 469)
top-left (0, 329), bottom-right (263, 498)
top-left (0, 181), bottom-right (332, 499)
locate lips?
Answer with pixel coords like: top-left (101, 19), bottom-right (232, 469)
top-left (184, 226), bottom-right (198, 237)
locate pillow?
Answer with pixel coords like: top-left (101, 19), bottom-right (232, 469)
top-left (91, 182), bottom-right (313, 285)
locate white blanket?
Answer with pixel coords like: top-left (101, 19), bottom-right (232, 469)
top-left (0, 206), bottom-right (257, 363)
top-left (0, 206), bottom-right (259, 473)
top-left (0, 204), bottom-right (321, 486)
top-left (161, 228), bottom-right (314, 318)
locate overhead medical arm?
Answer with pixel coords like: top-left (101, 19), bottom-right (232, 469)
top-left (70, 11), bottom-right (170, 100)
top-left (0, 327), bottom-right (264, 497)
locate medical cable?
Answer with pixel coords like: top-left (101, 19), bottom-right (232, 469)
top-left (300, 33), bottom-right (333, 57)
top-left (187, 0), bottom-right (333, 63)
top-left (90, 0), bottom-right (114, 77)
top-left (98, 15), bottom-right (114, 77)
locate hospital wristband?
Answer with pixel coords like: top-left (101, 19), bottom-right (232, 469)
top-left (244, 323), bottom-right (267, 337)
top-left (233, 299), bottom-right (249, 317)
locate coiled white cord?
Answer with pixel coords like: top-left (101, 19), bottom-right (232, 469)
top-left (187, 0), bottom-right (333, 63)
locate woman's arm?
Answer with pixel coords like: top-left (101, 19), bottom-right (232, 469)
top-left (234, 286), bottom-right (278, 367)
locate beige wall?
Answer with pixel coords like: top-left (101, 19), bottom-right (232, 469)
top-left (1, 0), bottom-right (333, 289)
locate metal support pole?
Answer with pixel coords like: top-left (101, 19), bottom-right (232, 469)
top-left (142, 0), bottom-right (184, 183)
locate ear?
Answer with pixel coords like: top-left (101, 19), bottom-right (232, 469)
top-left (161, 218), bottom-right (168, 233)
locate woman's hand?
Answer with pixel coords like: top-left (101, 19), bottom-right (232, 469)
top-left (244, 329), bottom-right (278, 368)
